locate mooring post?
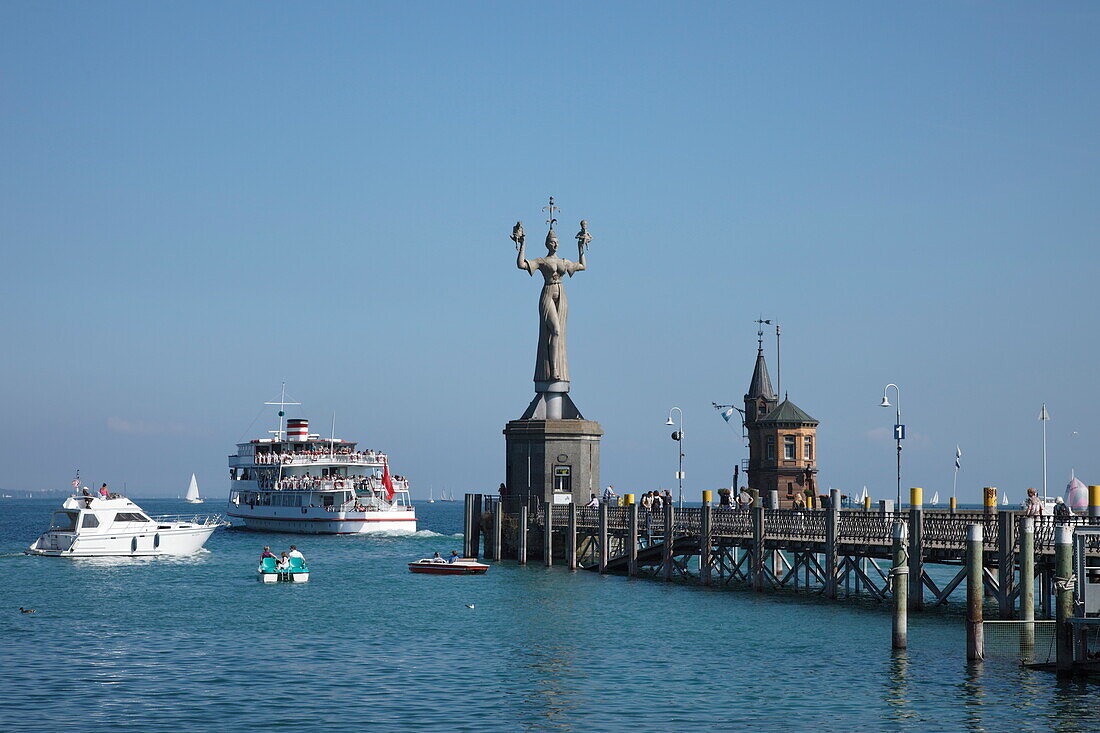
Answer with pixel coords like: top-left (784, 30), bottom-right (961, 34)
top-left (463, 494), bottom-right (474, 557)
top-left (996, 510), bottom-right (1015, 618)
top-left (566, 502), bottom-right (577, 571)
top-left (491, 500), bottom-right (503, 561)
top-left (892, 521), bottom-right (908, 649)
top-left (700, 490), bottom-right (713, 586)
top-left (517, 504), bottom-right (528, 565)
top-left (907, 487), bottom-right (924, 611)
top-left (751, 505), bottom-right (764, 591)
top-left (750, 488), bottom-right (761, 508)
top-left (825, 488), bottom-right (839, 599)
top-left (1055, 525), bottom-right (1074, 675)
top-left (662, 501), bottom-right (675, 581)
top-left (1019, 516), bottom-right (1035, 651)
top-left (966, 523), bottom-right (984, 661)
top-left (863, 494), bottom-right (871, 511)
top-left (1090, 485), bottom-right (1100, 518)
top-left (472, 494), bottom-right (483, 557)
top-left (627, 496), bottom-right (638, 577)
top-left (544, 500), bottom-right (554, 567)
top-left (983, 487), bottom-right (997, 515)
top-left (768, 489), bottom-right (780, 509)
top-left (949, 496), bottom-right (957, 515)
top-left (598, 502), bottom-right (609, 573)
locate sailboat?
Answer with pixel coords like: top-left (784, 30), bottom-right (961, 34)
top-left (930, 491), bottom-right (940, 506)
top-left (184, 473), bottom-right (203, 504)
top-left (1001, 490), bottom-right (1009, 506)
top-left (427, 487), bottom-right (436, 504)
top-left (859, 486), bottom-right (869, 505)
top-left (440, 489), bottom-right (456, 503)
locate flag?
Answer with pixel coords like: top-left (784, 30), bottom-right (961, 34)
top-left (1038, 404), bottom-right (1050, 421)
top-left (721, 407), bottom-right (735, 423)
top-left (382, 459), bottom-right (395, 502)
top-left (955, 445), bottom-right (962, 470)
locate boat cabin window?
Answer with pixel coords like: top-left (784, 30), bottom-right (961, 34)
top-left (113, 512), bottom-right (150, 522)
top-left (81, 513), bottom-right (100, 529)
top-left (50, 511), bottom-right (78, 531)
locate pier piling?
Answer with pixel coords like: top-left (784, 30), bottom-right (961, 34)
top-left (598, 502), bottom-right (609, 573)
top-left (544, 500), bottom-right (554, 567)
top-left (825, 488), bottom-right (840, 599)
top-left (1019, 516), bottom-right (1035, 650)
top-left (1055, 525), bottom-right (1074, 675)
top-left (751, 505), bottom-right (764, 591)
top-left (662, 502), bottom-right (674, 581)
top-left (996, 511), bottom-right (1015, 618)
top-left (627, 497), bottom-right (638, 577)
top-left (463, 494), bottom-right (475, 558)
top-left (491, 500), bottom-right (503, 561)
top-left (908, 488), bottom-right (924, 611)
top-left (966, 524), bottom-right (984, 661)
top-left (517, 504), bottom-right (528, 565)
top-left (700, 491), bottom-right (713, 586)
top-left (567, 502), bottom-right (577, 571)
top-left (892, 521), bottom-right (908, 649)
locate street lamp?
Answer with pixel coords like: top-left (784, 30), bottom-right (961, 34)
top-left (880, 384), bottom-right (902, 510)
top-left (665, 407), bottom-right (684, 509)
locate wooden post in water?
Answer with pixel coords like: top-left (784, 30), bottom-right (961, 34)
top-left (517, 504), bottom-right (528, 565)
top-left (1019, 516), bottom-right (1035, 651)
top-left (825, 488), bottom-right (839, 599)
top-left (700, 490), bottom-right (713, 586)
top-left (491, 500), bottom-right (503, 561)
top-left (463, 494), bottom-right (474, 558)
top-left (628, 497), bottom-right (638, 577)
top-left (908, 487), bottom-right (924, 611)
top-left (751, 505), bottom-right (764, 591)
top-left (966, 523), bottom-right (984, 661)
top-left (996, 510), bottom-right (1015, 618)
top-left (598, 502), bottom-right (609, 574)
top-left (544, 501), bottom-right (554, 567)
top-left (566, 502), bottom-right (577, 571)
top-left (1055, 525), bottom-right (1074, 675)
top-left (662, 501), bottom-right (675, 581)
top-left (892, 521), bottom-right (908, 649)
top-left (472, 494), bottom-right (483, 557)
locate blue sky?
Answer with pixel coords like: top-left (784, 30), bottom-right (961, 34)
top-left (2, 2), bottom-right (1098, 502)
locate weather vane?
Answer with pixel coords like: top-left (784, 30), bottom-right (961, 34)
top-left (542, 196), bottom-right (560, 230)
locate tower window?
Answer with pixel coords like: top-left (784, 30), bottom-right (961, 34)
top-left (804, 436), bottom-right (813, 461)
top-left (783, 435), bottom-right (796, 460)
top-left (766, 436), bottom-right (776, 460)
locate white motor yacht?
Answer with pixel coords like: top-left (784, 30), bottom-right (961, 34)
top-left (27, 493), bottom-right (227, 557)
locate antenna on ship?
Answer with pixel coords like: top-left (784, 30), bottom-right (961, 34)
top-left (265, 381), bottom-right (301, 442)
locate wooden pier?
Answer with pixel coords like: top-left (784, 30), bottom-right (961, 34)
top-left (466, 490), bottom-right (1100, 620)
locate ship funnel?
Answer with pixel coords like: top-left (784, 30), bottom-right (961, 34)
top-left (287, 418), bottom-right (309, 442)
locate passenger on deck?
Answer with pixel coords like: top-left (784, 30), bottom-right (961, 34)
top-left (432, 552), bottom-right (445, 563)
top-left (586, 494), bottom-right (599, 508)
top-left (288, 545), bottom-right (305, 562)
top-left (99, 483), bottom-right (110, 498)
top-left (260, 546), bottom-right (278, 561)
top-left (448, 550), bottom-right (460, 564)
top-left (276, 552), bottom-right (291, 570)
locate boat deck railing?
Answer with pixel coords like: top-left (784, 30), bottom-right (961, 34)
top-left (151, 514), bottom-right (227, 526)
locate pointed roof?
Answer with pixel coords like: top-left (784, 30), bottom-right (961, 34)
top-left (746, 347), bottom-right (776, 400)
top-left (758, 399), bottom-right (818, 425)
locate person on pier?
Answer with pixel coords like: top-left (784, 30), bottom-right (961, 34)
top-left (1024, 487), bottom-right (1042, 517)
top-left (586, 494), bottom-right (599, 508)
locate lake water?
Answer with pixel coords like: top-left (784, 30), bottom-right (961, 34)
top-left (2, 498), bottom-right (1095, 732)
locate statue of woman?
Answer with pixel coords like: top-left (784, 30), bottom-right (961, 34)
top-left (512, 221), bottom-right (589, 383)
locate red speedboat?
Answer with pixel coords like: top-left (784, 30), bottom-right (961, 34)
top-left (408, 558), bottom-right (489, 575)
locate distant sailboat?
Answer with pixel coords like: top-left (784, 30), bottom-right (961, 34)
top-left (441, 489), bottom-right (456, 503)
top-left (1001, 490), bottom-right (1009, 506)
top-left (427, 487), bottom-right (436, 504)
top-left (930, 491), bottom-right (940, 506)
top-left (184, 473), bottom-right (203, 504)
top-left (859, 486), bottom-right (869, 504)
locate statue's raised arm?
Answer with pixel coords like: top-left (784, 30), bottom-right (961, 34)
top-left (573, 220), bottom-right (591, 273)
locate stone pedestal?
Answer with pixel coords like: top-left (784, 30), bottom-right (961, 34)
top-left (504, 418), bottom-right (603, 506)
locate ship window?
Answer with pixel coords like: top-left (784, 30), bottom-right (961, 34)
top-left (50, 511), bottom-right (78, 531)
top-left (81, 514), bottom-right (100, 528)
top-left (113, 513), bottom-right (149, 522)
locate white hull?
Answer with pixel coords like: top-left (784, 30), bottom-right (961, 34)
top-left (186, 499), bottom-right (204, 504)
top-left (27, 525), bottom-right (218, 557)
top-left (229, 505), bottom-right (416, 534)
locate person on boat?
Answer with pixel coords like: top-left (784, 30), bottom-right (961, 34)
top-left (99, 483), bottom-right (110, 498)
top-left (288, 545), bottom-right (305, 562)
top-left (260, 546), bottom-right (278, 561)
top-left (448, 550), bottom-right (461, 564)
top-left (1024, 487), bottom-right (1043, 517)
top-left (276, 552), bottom-right (291, 570)
top-left (431, 552), bottom-right (445, 563)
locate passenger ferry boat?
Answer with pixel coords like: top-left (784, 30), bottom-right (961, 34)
top-left (227, 399), bottom-right (416, 534)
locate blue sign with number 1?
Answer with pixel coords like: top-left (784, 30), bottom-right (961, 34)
top-left (894, 424), bottom-right (906, 440)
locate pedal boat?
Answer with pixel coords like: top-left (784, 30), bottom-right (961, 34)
top-left (258, 556), bottom-right (310, 582)
top-left (408, 558), bottom-right (489, 575)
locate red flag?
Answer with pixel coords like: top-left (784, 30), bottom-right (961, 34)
top-left (382, 459), bottom-right (395, 502)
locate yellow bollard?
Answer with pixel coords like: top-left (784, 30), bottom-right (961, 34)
top-left (910, 487), bottom-right (923, 509)
top-left (625, 493), bottom-right (635, 505)
top-left (983, 487), bottom-right (998, 514)
top-left (702, 490), bottom-right (712, 504)
top-left (949, 496), bottom-right (957, 513)
top-left (863, 495), bottom-right (872, 510)
top-left (1089, 486), bottom-right (1100, 518)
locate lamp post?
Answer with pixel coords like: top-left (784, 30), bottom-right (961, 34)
top-left (880, 384), bottom-right (902, 510)
top-left (666, 407), bottom-right (684, 510)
